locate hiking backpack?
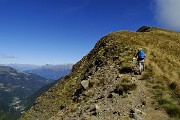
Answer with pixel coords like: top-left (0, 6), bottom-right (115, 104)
top-left (138, 50), bottom-right (145, 59)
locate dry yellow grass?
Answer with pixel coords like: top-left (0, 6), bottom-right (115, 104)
top-left (20, 26), bottom-right (180, 120)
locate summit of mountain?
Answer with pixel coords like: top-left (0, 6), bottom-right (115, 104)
top-left (20, 26), bottom-right (180, 120)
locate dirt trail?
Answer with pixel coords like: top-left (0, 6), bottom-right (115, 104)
top-left (49, 71), bottom-right (170, 120)
top-left (128, 73), bottom-right (169, 120)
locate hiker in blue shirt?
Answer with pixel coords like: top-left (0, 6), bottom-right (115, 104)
top-left (136, 48), bottom-right (146, 75)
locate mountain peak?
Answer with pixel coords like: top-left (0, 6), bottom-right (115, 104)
top-left (136, 26), bottom-right (178, 33)
top-left (20, 27), bottom-right (180, 120)
top-left (136, 26), bottom-right (151, 32)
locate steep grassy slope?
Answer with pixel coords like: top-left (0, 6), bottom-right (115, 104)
top-left (20, 26), bottom-right (180, 120)
top-left (17, 80), bottom-right (59, 114)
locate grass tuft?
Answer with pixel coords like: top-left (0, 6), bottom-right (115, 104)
top-left (121, 83), bottom-right (137, 92)
top-left (169, 82), bottom-right (177, 90)
top-left (164, 104), bottom-right (180, 118)
top-left (119, 66), bottom-right (133, 74)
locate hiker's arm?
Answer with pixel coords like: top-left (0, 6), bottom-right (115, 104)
top-left (135, 52), bottom-right (139, 59)
top-left (144, 54), bottom-right (146, 61)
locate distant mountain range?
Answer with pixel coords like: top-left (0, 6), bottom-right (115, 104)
top-left (0, 66), bottom-right (49, 119)
top-left (1, 64), bottom-right (73, 80)
top-left (0, 64), bottom-right (40, 71)
top-left (25, 64), bottom-right (73, 80)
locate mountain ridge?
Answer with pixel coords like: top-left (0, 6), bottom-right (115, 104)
top-left (0, 66), bottom-right (50, 119)
top-left (20, 26), bottom-right (180, 120)
top-left (25, 64), bottom-right (73, 80)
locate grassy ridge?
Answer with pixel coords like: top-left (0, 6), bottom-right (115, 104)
top-left (20, 27), bottom-right (180, 119)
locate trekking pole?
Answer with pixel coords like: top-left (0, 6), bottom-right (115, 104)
top-left (143, 60), bottom-right (145, 71)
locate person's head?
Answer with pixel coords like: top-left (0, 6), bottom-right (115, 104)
top-left (138, 48), bottom-right (142, 51)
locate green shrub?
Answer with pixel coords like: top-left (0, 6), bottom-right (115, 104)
top-left (142, 72), bottom-right (152, 80)
top-left (157, 98), bottom-right (180, 118)
top-left (119, 66), bottom-right (133, 74)
top-left (121, 83), bottom-right (137, 92)
top-left (152, 85), bottom-right (165, 90)
top-left (157, 98), bottom-right (171, 105)
top-left (121, 78), bottom-right (131, 83)
top-left (99, 78), bottom-right (106, 85)
top-left (164, 104), bottom-right (180, 118)
top-left (169, 82), bottom-right (177, 90)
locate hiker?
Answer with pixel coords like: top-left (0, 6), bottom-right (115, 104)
top-left (135, 48), bottom-right (146, 75)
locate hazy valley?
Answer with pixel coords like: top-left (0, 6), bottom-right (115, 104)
top-left (0, 64), bottom-right (72, 119)
top-left (0, 66), bottom-right (49, 119)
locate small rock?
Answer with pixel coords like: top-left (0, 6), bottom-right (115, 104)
top-left (141, 105), bottom-right (145, 108)
top-left (96, 93), bottom-right (104, 100)
top-left (59, 104), bottom-right (66, 110)
top-left (72, 95), bottom-right (78, 102)
top-left (131, 77), bottom-right (136, 81)
top-left (113, 88), bottom-right (123, 96)
top-left (89, 106), bottom-right (98, 116)
top-left (90, 107), bottom-right (96, 112)
top-left (91, 111), bottom-right (97, 116)
top-left (107, 93), bottom-right (113, 98)
top-left (142, 101), bottom-right (146, 106)
top-left (129, 109), bottom-right (135, 118)
top-left (130, 109), bottom-right (135, 114)
top-left (113, 111), bottom-right (120, 116)
top-left (95, 104), bottom-right (100, 110)
top-left (133, 108), bottom-right (146, 117)
top-left (118, 74), bottom-right (123, 78)
top-left (81, 80), bottom-right (90, 90)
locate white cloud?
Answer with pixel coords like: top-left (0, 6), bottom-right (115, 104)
top-left (0, 53), bottom-right (17, 59)
top-left (154, 0), bottom-right (180, 30)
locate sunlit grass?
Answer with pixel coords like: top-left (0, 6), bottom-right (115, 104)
top-left (20, 27), bottom-right (180, 119)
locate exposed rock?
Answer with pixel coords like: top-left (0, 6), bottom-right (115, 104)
top-left (136, 26), bottom-right (151, 32)
top-left (112, 87), bottom-right (124, 96)
top-left (89, 106), bottom-right (98, 116)
top-left (135, 108), bottom-right (146, 116)
top-left (72, 87), bottom-right (84, 102)
top-left (107, 93), bottom-right (113, 98)
top-left (129, 109), bottom-right (135, 119)
top-left (59, 104), bottom-right (66, 110)
top-left (81, 80), bottom-right (90, 90)
top-left (95, 104), bottom-right (100, 110)
top-left (96, 93), bottom-right (104, 100)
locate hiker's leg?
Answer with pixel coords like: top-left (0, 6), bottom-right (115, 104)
top-left (140, 61), bottom-right (144, 74)
top-left (139, 62), bottom-right (142, 74)
top-left (143, 62), bottom-right (145, 71)
top-left (142, 60), bottom-right (145, 71)
top-left (141, 62), bottom-right (144, 71)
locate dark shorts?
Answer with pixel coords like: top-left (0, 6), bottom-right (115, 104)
top-left (138, 58), bottom-right (144, 61)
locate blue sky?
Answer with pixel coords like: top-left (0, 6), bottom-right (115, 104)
top-left (0, 0), bottom-right (179, 65)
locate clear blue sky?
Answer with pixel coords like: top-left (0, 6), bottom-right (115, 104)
top-left (0, 0), bottom-right (179, 65)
